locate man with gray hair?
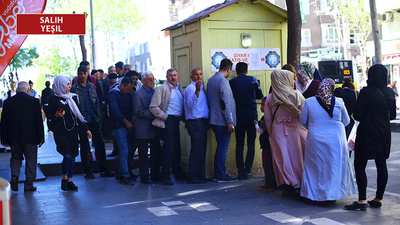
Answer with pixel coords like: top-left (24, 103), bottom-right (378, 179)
top-left (1, 81), bottom-right (44, 192)
top-left (134, 71), bottom-right (161, 184)
top-left (149, 68), bottom-right (186, 185)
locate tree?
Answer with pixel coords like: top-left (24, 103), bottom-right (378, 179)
top-left (286, 0), bottom-right (302, 69)
top-left (36, 45), bottom-right (78, 78)
top-left (8, 47), bottom-right (39, 84)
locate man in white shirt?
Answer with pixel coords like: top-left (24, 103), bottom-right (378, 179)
top-left (2, 81), bottom-right (16, 101)
top-left (149, 68), bottom-right (185, 185)
top-left (184, 67), bottom-right (209, 184)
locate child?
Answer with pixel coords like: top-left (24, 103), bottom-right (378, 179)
top-left (256, 96), bottom-right (276, 191)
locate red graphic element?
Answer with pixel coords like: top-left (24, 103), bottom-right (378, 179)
top-left (0, 0), bottom-right (48, 77)
top-left (261, 58), bottom-right (265, 61)
top-left (17, 14), bottom-right (85, 35)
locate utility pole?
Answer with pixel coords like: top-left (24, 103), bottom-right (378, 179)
top-left (90, 0), bottom-right (96, 69)
top-left (369, 0), bottom-right (381, 64)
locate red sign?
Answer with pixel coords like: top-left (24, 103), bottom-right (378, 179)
top-left (17, 14), bottom-right (86, 35)
top-left (0, 0), bottom-right (47, 77)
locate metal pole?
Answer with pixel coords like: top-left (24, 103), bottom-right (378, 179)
top-left (90, 0), bottom-right (96, 69)
top-left (369, 0), bottom-right (381, 64)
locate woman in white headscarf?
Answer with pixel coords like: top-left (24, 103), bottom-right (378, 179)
top-left (264, 69), bottom-right (308, 196)
top-left (300, 78), bottom-right (356, 201)
top-left (48, 75), bottom-right (92, 191)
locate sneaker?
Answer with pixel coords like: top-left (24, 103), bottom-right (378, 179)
top-left (67, 181), bottom-right (78, 191)
top-left (100, 172), bottom-right (115, 178)
top-left (119, 176), bottom-right (135, 185)
top-left (61, 179), bottom-right (68, 191)
top-left (216, 175), bottom-right (238, 183)
top-left (10, 175), bottom-right (18, 191)
top-left (85, 173), bottom-right (95, 179)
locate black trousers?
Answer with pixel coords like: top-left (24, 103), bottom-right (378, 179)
top-left (235, 117), bottom-right (256, 174)
top-left (137, 136), bottom-right (160, 181)
top-left (159, 115), bottom-right (181, 178)
top-left (79, 119), bottom-right (109, 174)
top-left (10, 142), bottom-right (37, 189)
top-left (186, 119), bottom-right (208, 180)
top-left (355, 153), bottom-right (388, 200)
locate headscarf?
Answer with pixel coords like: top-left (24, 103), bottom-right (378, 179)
top-left (53, 75), bottom-right (86, 123)
top-left (316, 78), bottom-right (336, 117)
top-left (367, 64), bottom-right (388, 88)
top-left (270, 69), bottom-right (305, 116)
top-left (296, 62), bottom-right (322, 91)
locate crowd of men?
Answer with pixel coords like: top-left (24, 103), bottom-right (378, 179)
top-left (1, 58), bottom-right (264, 190)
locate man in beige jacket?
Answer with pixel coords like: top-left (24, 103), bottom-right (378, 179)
top-left (149, 68), bottom-right (186, 185)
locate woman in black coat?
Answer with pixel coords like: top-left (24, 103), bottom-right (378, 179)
top-left (48, 75), bottom-right (92, 191)
top-left (345, 64), bottom-right (396, 210)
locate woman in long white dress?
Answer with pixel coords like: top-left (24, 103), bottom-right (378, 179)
top-left (300, 78), bottom-right (356, 201)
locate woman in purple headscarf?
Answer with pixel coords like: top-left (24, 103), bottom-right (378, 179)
top-left (48, 75), bottom-right (92, 191)
top-left (296, 62), bottom-right (322, 99)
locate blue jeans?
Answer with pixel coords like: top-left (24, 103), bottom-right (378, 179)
top-left (62, 154), bottom-right (75, 178)
top-left (112, 128), bottom-right (131, 177)
top-left (211, 125), bottom-right (231, 178)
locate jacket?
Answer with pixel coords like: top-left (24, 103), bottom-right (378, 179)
top-left (71, 82), bottom-right (100, 122)
top-left (149, 82), bottom-right (184, 121)
top-left (134, 86), bottom-right (156, 139)
top-left (107, 85), bottom-right (134, 131)
top-left (1, 92), bottom-right (44, 145)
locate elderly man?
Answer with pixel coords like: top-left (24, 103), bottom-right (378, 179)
top-left (184, 67), bottom-right (209, 184)
top-left (1, 81), bottom-right (44, 192)
top-left (134, 71), bottom-right (161, 184)
top-left (149, 68), bottom-right (185, 185)
top-left (71, 65), bottom-right (114, 179)
top-left (207, 58), bottom-right (237, 182)
top-left (123, 64), bottom-right (132, 75)
top-left (108, 77), bottom-right (136, 185)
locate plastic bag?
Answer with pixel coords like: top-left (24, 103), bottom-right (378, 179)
top-left (348, 121), bottom-right (359, 151)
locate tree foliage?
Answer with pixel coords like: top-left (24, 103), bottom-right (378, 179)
top-left (8, 47), bottom-right (39, 84)
top-left (36, 45), bottom-right (78, 78)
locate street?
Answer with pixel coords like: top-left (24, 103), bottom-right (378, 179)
top-left (6, 130), bottom-right (400, 224)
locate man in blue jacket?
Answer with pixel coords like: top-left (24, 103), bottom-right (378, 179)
top-left (107, 77), bottom-right (136, 185)
top-left (229, 62), bottom-right (263, 180)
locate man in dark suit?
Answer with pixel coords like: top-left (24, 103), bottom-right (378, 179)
top-left (133, 71), bottom-right (160, 184)
top-left (1, 81), bottom-right (44, 192)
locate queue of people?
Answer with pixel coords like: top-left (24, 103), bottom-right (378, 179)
top-left (0, 60), bottom-right (396, 213)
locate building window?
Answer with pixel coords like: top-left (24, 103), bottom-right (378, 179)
top-left (300, 0), bottom-right (310, 15)
top-left (349, 29), bottom-right (359, 44)
top-left (301, 29), bottom-right (312, 46)
top-left (322, 24), bottom-right (339, 44)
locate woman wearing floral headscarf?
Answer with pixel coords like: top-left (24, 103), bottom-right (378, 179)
top-left (296, 62), bottom-right (322, 98)
top-left (48, 75), bottom-right (92, 191)
top-left (300, 78), bottom-right (356, 201)
top-left (264, 69), bottom-right (307, 196)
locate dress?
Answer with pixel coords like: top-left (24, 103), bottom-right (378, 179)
top-left (300, 97), bottom-right (357, 201)
top-left (264, 94), bottom-right (307, 189)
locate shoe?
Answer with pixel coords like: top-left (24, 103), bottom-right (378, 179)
top-left (85, 173), bottom-right (95, 179)
top-left (173, 171), bottom-right (187, 181)
top-left (107, 151), bottom-right (118, 157)
top-left (237, 172), bottom-right (249, 180)
top-left (119, 176), bottom-right (135, 185)
top-left (24, 187), bottom-right (37, 192)
top-left (216, 175), bottom-right (238, 183)
top-left (282, 189), bottom-right (296, 197)
top-left (61, 179), bottom-right (68, 191)
top-left (259, 183), bottom-right (276, 191)
top-left (344, 201), bottom-right (368, 211)
top-left (368, 200), bottom-right (382, 208)
top-left (10, 175), bottom-right (18, 191)
top-left (67, 181), bottom-right (78, 191)
top-left (161, 177), bottom-right (174, 185)
top-left (130, 173), bottom-right (139, 179)
top-left (187, 177), bottom-right (206, 184)
top-left (141, 180), bottom-right (155, 184)
top-left (100, 172), bottom-right (115, 177)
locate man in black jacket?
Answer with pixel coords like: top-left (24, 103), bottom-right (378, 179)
top-left (0, 81), bottom-right (44, 192)
top-left (41, 80), bottom-right (54, 129)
